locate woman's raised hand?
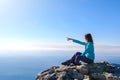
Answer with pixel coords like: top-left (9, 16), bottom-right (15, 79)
top-left (67, 37), bottom-right (73, 41)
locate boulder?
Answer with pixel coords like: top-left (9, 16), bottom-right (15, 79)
top-left (35, 61), bottom-right (120, 80)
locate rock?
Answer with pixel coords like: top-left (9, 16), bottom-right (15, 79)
top-left (90, 73), bottom-right (106, 80)
top-left (35, 61), bottom-right (120, 80)
top-left (76, 64), bottom-right (88, 74)
top-left (83, 75), bottom-right (90, 80)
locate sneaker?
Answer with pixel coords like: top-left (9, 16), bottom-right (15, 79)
top-left (61, 60), bottom-right (72, 66)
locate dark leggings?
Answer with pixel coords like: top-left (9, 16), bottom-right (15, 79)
top-left (71, 52), bottom-right (93, 64)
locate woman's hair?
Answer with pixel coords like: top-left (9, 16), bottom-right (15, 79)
top-left (85, 33), bottom-right (94, 43)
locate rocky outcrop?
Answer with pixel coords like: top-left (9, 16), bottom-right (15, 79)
top-left (35, 61), bottom-right (120, 80)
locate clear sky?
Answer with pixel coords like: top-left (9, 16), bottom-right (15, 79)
top-left (0, 0), bottom-right (120, 52)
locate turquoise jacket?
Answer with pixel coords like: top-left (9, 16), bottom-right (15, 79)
top-left (72, 39), bottom-right (95, 61)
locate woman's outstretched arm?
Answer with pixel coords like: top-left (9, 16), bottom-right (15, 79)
top-left (67, 37), bottom-right (86, 45)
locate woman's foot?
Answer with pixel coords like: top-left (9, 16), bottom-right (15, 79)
top-left (61, 60), bottom-right (72, 66)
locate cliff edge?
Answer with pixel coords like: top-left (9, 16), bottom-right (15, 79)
top-left (35, 61), bottom-right (120, 80)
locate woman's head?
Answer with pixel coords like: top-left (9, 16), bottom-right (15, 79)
top-left (85, 33), bottom-right (93, 43)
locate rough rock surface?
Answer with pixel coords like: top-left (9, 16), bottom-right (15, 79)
top-left (35, 61), bottom-right (120, 80)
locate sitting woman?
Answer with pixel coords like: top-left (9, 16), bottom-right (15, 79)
top-left (62, 33), bottom-right (95, 65)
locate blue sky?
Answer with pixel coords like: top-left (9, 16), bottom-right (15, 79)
top-left (0, 0), bottom-right (120, 52)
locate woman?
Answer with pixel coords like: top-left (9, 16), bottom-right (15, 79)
top-left (62, 33), bottom-right (95, 65)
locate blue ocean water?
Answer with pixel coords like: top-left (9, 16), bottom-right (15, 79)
top-left (0, 51), bottom-right (120, 80)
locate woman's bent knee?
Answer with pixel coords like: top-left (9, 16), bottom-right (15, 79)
top-left (76, 52), bottom-right (82, 55)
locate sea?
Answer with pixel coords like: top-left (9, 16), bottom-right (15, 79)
top-left (0, 51), bottom-right (120, 80)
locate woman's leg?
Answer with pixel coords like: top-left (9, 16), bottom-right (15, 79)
top-left (71, 52), bottom-right (82, 64)
top-left (76, 56), bottom-right (93, 64)
top-left (81, 57), bottom-right (93, 64)
top-left (61, 52), bottom-right (82, 65)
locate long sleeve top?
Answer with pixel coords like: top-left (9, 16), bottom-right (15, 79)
top-left (72, 39), bottom-right (95, 61)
